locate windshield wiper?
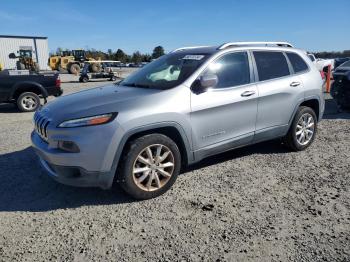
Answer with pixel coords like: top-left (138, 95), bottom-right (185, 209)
top-left (122, 83), bottom-right (151, 88)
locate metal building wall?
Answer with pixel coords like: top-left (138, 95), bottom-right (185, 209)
top-left (0, 36), bottom-right (49, 70)
top-left (35, 39), bottom-right (49, 70)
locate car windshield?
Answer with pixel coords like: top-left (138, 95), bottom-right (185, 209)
top-left (340, 60), bottom-right (350, 68)
top-left (119, 53), bottom-right (210, 89)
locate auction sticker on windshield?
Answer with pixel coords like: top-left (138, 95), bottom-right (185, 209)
top-left (182, 55), bottom-right (205, 60)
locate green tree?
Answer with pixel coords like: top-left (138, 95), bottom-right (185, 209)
top-left (132, 51), bottom-right (142, 64)
top-left (142, 54), bottom-right (152, 62)
top-left (115, 49), bottom-right (126, 62)
top-left (152, 46), bottom-right (165, 59)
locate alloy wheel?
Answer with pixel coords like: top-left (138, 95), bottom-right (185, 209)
top-left (22, 96), bottom-right (37, 110)
top-left (295, 113), bottom-right (315, 146)
top-left (132, 144), bottom-right (175, 192)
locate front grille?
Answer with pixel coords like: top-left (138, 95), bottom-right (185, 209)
top-left (34, 111), bottom-right (51, 142)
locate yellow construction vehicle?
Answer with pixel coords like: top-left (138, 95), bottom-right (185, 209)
top-left (49, 49), bottom-right (101, 75)
top-left (9, 49), bottom-right (39, 71)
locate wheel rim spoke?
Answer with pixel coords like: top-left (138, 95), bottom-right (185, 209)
top-left (154, 173), bottom-right (161, 188)
top-left (157, 168), bottom-right (171, 178)
top-left (138, 171), bottom-right (150, 183)
top-left (133, 167), bottom-right (151, 174)
top-left (137, 155), bottom-right (151, 165)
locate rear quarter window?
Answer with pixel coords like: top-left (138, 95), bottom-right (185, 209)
top-left (286, 52), bottom-right (308, 73)
top-left (253, 51), bottom-right (290, 81)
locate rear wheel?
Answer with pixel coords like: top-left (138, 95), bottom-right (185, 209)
top-left (283, 106), bottom-right (317, 151)
top-left (16, 92), bottom-right (40, 112)
top-left (119, 134), bottom-right (181, 200)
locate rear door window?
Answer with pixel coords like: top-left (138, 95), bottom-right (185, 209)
top-left (286, 52), bottom-right (308, 73)
top-left (253, 51), bottom-right (290, 81)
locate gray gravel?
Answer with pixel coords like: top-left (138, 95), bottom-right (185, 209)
top-left (0, 75), bottom-right (349, 261)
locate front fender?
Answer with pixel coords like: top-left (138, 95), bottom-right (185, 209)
top-left (104, 121), bottom-right (193, 188)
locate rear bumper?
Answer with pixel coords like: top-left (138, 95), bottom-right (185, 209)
top-left (46, 86), bottom-right (63, 97)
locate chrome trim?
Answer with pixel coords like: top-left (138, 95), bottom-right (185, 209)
top-left (33, 111), bottom-right (50, 142)
top-left (218, 41), bottom-right (294, 50)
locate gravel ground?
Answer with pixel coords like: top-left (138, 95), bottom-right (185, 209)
top-left (0, 75), bottom-right (349, 261)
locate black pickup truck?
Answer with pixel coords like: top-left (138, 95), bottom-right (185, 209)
top-left (0, 70), bottom-right (63, 112)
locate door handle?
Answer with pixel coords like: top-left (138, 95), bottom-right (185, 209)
top-left (241, 90), bottom-right (256, 97)
top-left (290, 81), bottom-right (301, 87)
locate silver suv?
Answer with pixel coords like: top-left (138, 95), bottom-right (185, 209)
top-left (31, 42), bottom-right (324, 199)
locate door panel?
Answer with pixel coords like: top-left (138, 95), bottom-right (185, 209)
top-left (190, 83), bottom-right (258, 150)
top-left (255, 75), bottom-right (304, 132)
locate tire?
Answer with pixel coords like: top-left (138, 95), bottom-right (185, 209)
top-left (90, 63), bottom-right (101, 73)
top-left (81, 76), bottom-right (89, 83)
top-left (69, 64), bottom-right (80, 75)
top-left (16, 92), bottom-right (41, 112)
top-left (110, 76), bottom-right (117, 81)
top-left (119, 134), bottom-right (181, 200)
top-left (283, 106), bottom-right (317, 151)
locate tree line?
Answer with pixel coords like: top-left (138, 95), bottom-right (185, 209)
top-left (314, 50), bottom-right (350, 59)
top-left (52, 46), bottom-right (165, 63)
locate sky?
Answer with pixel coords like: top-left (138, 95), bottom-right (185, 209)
top-left (0, 0), bottom-right (349, 54)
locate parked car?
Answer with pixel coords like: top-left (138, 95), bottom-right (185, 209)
top-left (334, 57), bottom-right (350, 69)
top-left (0, 69), bottom-right (62, 112)
top-left (32, 41), bottom-right (324, 199)
top-left (307, 53), bottom-right (334, 73)
top-left (331, 60), bottom-right (350, 109)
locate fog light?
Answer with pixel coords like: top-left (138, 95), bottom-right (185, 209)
top-left (58, 141), bottom-right (80, 153)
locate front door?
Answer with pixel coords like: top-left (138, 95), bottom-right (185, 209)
top-left (190, 51), bottom-right (258, 157)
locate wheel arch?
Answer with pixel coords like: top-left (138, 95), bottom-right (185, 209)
top-left (110, 122), bottom-right (193, 185)
top-left (10, 82), bottom-right (48, 100)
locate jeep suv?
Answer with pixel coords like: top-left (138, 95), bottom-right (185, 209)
top-left (31, 42), bottom-right (324, 199)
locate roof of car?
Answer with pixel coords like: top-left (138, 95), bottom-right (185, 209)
top-left (171, 42), bottom-right (296, 55)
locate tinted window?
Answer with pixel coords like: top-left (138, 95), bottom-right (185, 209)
top-left (308, 54), bottom-right (316, 62)
top-left (204, 52), bottom-right (250, 88)
top-left (254, 51), bottom-right (290, 81)
top-left (287, 52), bottom-right (308, 73)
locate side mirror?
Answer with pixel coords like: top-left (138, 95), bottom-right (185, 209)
top-left (200, 74), bottom-right (218, 88)
top-left (9, 53), bottom-right (17, 59)
top-left (191, 74), bottom-right (218, 94)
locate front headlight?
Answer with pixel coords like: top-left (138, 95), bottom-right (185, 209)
top-left (58, 113), bottom-right (117, 128)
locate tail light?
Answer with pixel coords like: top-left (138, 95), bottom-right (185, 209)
top-left (56, 76), bottom-right (61, 88)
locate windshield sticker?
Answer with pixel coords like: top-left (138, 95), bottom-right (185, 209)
top-left (182, 55), bottom-right (205, 60)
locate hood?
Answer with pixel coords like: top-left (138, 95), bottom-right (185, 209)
top-left (41, 84), bottom-right (161, 123)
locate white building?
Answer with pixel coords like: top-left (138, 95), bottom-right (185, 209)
top-left (0, 35), bottom-right (49, 70)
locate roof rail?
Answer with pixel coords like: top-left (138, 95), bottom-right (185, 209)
top-left (170, 46), bottom-right (210, 53)
top-left (217, 41), bottom-right (294, 50)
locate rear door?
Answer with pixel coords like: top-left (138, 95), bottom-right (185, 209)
top-left (252, 51), bottom-right (304, 140)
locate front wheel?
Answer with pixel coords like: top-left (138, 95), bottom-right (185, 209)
top-left (119, 134), bottom-right (181, 200)
top-left (16, 92), bottom-right (41, 112)
top-left (283, 106), bottom-right (317, 151)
